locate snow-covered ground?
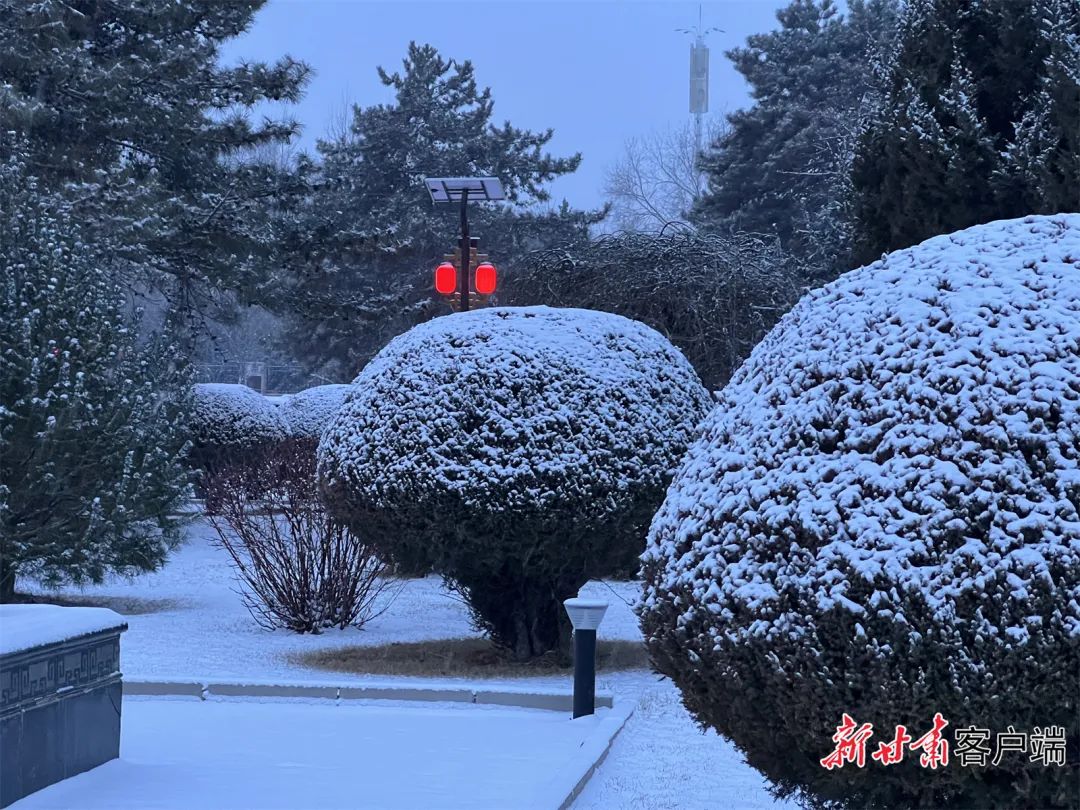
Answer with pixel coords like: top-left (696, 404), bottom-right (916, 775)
top-left (16, 696), bottom-right (608, 810)
top-left (22, 523), bottom-right (792, 809)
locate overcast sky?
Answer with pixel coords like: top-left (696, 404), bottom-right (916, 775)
top-left (222, 1), bottom-right (792, 210)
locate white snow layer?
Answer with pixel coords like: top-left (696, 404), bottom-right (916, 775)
top-left (0, 604), bottom-right (126, 655)
top-left (23, 525), bottom-right (792, 809)
top-left (642, 214), bottom-right (1080, 646)
top-left (275, 384), bottom-right (352, 439)
top-left (190, 383), bottom-right (289, 447)
top-left (318, 306), bottom-right (713, 512)
top-left (15, 698), bottom-right (605, 810)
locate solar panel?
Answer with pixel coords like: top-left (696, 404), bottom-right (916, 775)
top-left (424, 176), bottom-right (505, 203)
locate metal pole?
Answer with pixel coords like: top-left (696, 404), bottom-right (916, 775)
top-left (572, 628), bottom-right (597, 719)
top-left (693, 108), bottom-right (703, 202)
top-left (459, 187), bottom-right (470, 312)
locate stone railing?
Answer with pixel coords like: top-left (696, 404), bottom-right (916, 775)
top-left (0, 605), bottom-right (127, 808)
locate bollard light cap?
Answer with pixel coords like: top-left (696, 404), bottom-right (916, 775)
top-left (564, 598), bottom-right (608, 631)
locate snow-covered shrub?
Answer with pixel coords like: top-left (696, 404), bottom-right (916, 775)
top-left (277, 384), bottom-right (352, 440)
top-left (639, 215), bottom-right (1080, 809)
top-left (189, 383), bottom-right (288, 461)
top-left (319, 306), bottom-right (713, 659)
top-left (188, 385), bottom-right (290, 510)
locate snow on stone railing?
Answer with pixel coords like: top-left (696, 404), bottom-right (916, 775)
top-left (0, 604), bottom-right (127, 656)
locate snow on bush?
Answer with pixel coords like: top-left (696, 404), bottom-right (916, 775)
top-left (639, 215), bottom-right (1080, 809)
top-left (190, 384), bottom-right (289, 450)
top-left (319, 306), bottom-right (713, 659)
top-left (189, 384), bottom-right (292, 511)
top-left (277, 384), bottom-right (352, 440)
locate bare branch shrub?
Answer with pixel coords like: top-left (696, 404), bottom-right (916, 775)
top-left (506, 231), bottom-right (803, 390)
top-left (206, 438), bottom-right (394, 633)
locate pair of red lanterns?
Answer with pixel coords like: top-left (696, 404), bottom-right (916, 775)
top-left (435, 260), bottom-right (497, 296)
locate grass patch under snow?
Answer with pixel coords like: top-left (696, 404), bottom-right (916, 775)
top-left (13, 590), bottom-right (181, 615)
top-left (295, 636), bottom-right (650, 678)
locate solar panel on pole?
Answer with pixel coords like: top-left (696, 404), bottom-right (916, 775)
top-left (424, 177), bottom-right (506, 204)
top-left (423, 177), bottom-right (505, 313)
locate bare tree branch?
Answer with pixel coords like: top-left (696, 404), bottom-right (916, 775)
top-left (508, 231), bottom-right (801, 390)
top-left (601, 118), bottom-right (728, 232)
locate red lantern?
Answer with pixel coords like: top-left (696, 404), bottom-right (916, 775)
top-left (474, 262), bottom-right (497, 295)
top-left (434, 261), bottom-right (457, 295)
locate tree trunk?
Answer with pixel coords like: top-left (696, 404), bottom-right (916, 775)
top-left (553, 608), bottom-right (573, 667)
top-left (512, 612), bottom-right (532, 661)
top-left (0, 557), bottom-right (16, 603)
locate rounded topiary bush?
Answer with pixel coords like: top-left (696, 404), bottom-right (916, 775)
top-left (639, 215), bottom-right (1080, 809)
top-left (319, 306), bottom-right (713, 659)
top-left (277, 384), bottom-right (352, 441)
top-left (189, 383), bottom-right (289, 472)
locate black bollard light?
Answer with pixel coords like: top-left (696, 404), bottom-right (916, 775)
top-left (563, 598), bottom-right (609, 719)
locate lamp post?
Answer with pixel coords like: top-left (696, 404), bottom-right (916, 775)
top-left (563, 598), bottom-right (609, 719)
top-left (459, 186), bottom-right (470, 311)
top-left (424, 176), bottom-right (505, 311)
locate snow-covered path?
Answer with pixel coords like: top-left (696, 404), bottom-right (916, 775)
top-left (573, 686), bottom-right (790, 810)
top-left (24, 523), bottom-right (792, 809)
top-left (17, 697), bottom-right (606, 810)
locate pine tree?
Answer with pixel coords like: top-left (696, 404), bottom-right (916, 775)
top-left (692, 0), bottom-right (900, 281)
top-left (997, 0), bottom-right (1080, 215)
top-left (938, 57), bottom-right (998, 205)
top-left (0, 147), bottom-right (193, 601)
top-left (0, 0), bottom-right (311, 351)
top-left (278, 43), bottom-right (603, 378)
top-left (850, 0), bottom-right (1080, 264)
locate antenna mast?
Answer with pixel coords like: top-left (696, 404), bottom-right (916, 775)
top-left (679, 5), bottom-right (723, 200)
